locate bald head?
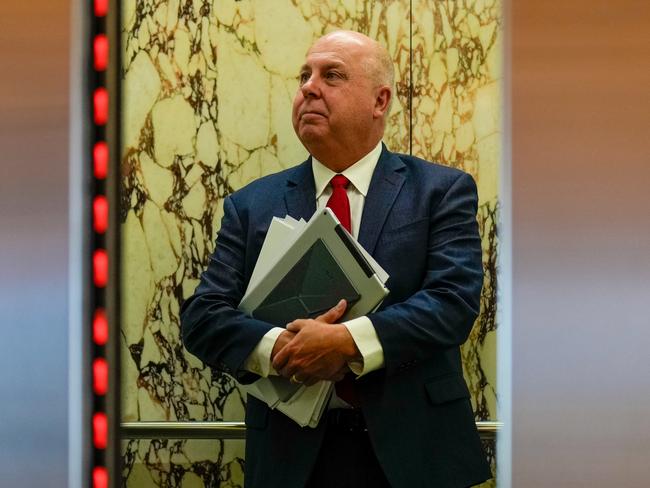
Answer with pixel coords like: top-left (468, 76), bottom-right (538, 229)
top-left (312, 31), bottom-right (395, 97)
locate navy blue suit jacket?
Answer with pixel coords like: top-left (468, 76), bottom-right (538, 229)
top-left (181, 146), bottom-right (491, 487)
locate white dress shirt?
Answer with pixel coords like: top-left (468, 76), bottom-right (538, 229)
top-left (243, 141), bottom-right (386, 383)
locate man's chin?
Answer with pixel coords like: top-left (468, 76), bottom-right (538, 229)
top-left (297, 126), bottom-right (328, 146)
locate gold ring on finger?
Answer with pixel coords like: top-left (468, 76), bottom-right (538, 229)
top-left (290, 374), bottom-right (302, 384)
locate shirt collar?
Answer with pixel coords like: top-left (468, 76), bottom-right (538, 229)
top-left (312, 141), bottom-right (383, 198)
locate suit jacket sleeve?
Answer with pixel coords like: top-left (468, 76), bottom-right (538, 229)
top-left (180, 194), bottom-right (275, 384)
top-left (367, 171), bottom-right (483, 376)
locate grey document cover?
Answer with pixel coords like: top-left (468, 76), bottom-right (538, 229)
top-left (240, 208), bottom-right (388, 323)
top-left (252, 238), bottom-right (361, 325)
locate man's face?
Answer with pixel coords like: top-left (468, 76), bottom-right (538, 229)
top-left (291, 35), bottom-right (378, 157)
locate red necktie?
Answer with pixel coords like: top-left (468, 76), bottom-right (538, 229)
top-left (326, 175), bottom-right (360, 407)
top-left (327, 174), bottom-right (352, 232)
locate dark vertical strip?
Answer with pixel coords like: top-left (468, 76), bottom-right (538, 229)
top-left (107, 0), bottom-right (122, 486)
top-left (409, 0), bottom-right (413, 155)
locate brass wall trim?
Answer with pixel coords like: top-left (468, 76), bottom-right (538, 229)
top-left (476, 421), bottom-right (502, 439)
top-left (121, 422), bottom-right (247, 440)
top-left (121, 421), bottom-right (502, 440)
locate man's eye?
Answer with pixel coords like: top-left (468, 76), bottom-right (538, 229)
top-left (326, 72), bottom-right (340, 80)
top-left (299, 73), bottom-right (310, 84)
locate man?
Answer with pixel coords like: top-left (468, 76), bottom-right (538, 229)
top-left (181, 31), bottom-right (491, 488)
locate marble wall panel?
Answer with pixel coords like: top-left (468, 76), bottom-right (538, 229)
top-left (120, 0), bottom-right (501, 485)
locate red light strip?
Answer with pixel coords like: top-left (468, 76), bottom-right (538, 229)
top-left (93, 309), bottom-right (108, 345)
top-left (94, 0), bottom-right (108, 17)
top-left (92, 467), bottom-right (108, 488)
top-left (93, 249), bottom-right (108, 287)
top-left (93, 88), bottom-right (108, 125)
top-left (92, 0), bottom-right (109, 484)
top-left (93, 142), bottom-right (108, 179)
top-left (93, 196), bottom-right (108, 234)
top-left (93, 412), bottom-right (108, 449)
top-left (94, 34), bottom-right (108, 71)
top-left (93, 358), bottom-right (108, 396)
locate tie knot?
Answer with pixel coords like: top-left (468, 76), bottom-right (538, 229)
top-left (330, 174), bottom-right (350, 189)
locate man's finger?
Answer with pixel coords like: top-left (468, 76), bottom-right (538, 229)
top-left (280, 364), bottom-right (297, 380)
top-left (316, 299), bottom-right (347, 323)
top-left (286, 320), bottom-right (305, 333)
top-left (332, 364), bottom-right (351, 381)
top-left (332, 372), bottom-right (345, 382)
top-left (272, 346), bottom-right (290, 372)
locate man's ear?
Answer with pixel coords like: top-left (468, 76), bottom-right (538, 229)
top-left (373, 86), bottom-right (392, 118)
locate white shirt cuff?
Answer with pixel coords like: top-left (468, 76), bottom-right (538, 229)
top-left (242, 327), bottom-right (285, 377)
top-left (342, 316), bottom-right (384, 377)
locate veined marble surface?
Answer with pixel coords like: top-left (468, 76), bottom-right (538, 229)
top-left (120, 0), bottom-right (501, 486)
top-left (122, 439), bottom-right (245, 487)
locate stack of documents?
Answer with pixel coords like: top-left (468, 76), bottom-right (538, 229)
top-left (239, 208), bottom-right (389, 427)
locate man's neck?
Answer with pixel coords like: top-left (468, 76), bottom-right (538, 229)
top-left (310, 139), bottom-right (382, 173)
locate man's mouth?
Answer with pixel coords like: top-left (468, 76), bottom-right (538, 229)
top-left (301, 110), bottom-right (326, 119)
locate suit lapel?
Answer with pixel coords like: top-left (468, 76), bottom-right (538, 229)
top-left (282, 149), bottom-right (406, 254)
top-left (358, 147), bottom-right (406, 255)
top-left (284, 158), bottom-right (317, 221)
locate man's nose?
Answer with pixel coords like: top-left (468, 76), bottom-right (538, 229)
top-left (300, 75), bottom-right (321, 98)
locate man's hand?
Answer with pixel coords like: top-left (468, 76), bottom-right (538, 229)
top-left (272, 299), bottom-right (361, 386)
